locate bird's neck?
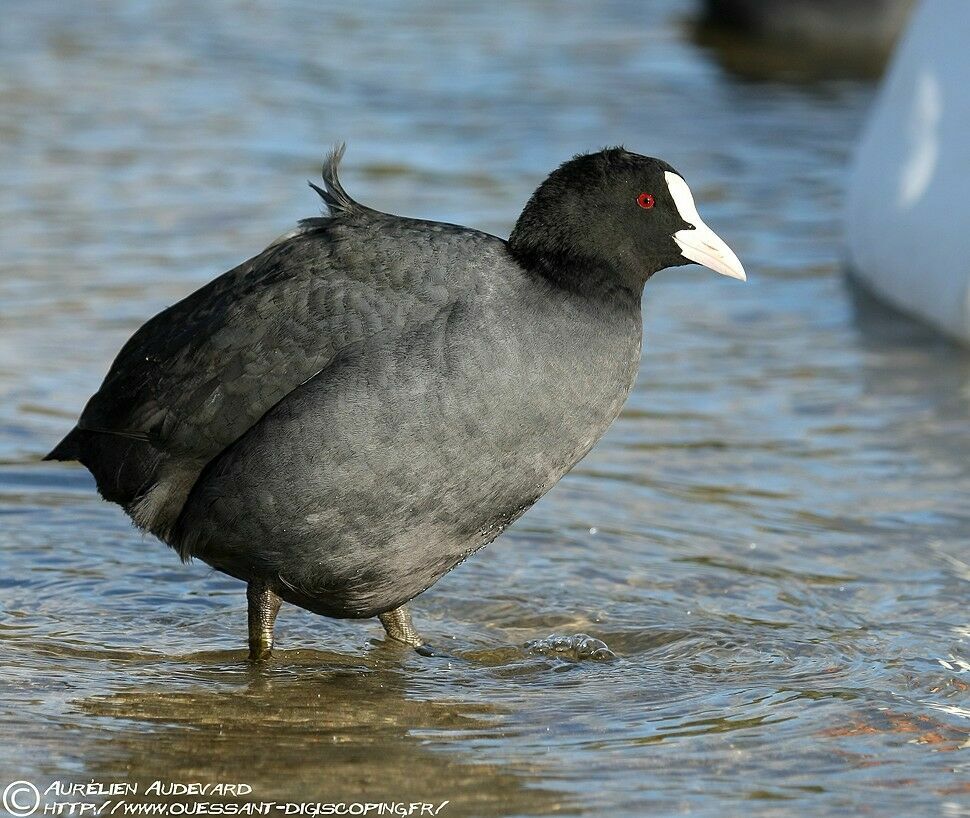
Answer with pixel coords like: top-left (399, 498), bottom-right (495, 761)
top-left (508, 245), bottom-right (644, 305)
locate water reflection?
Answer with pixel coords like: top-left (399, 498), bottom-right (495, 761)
top-left (74, 663), bottom-right (569, 816)
top-left (691, 23), bottom-right (893, 82)
top-left (691, 0), bottom-right (913, 81)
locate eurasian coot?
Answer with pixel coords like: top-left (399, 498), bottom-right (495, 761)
top-left (46, 146), bottom-right (745, 660)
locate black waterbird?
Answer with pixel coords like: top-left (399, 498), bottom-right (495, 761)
top-left (46, 146), bottom-right (745, 660)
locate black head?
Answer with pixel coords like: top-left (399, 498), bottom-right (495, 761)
top-left (508, 147), bottom-right (744, 294)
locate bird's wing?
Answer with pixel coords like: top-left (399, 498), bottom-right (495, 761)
top-left (77, 218), bottom-right (465, 462)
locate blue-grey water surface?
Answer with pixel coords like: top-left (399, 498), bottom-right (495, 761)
top-left (1, 1), bottom-right (968, 816)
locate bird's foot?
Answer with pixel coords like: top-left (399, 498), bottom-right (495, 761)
top-left (377, 605), bottom-right (455, 658)
top-left (378, 604), bottom-right (423, 646)
top-left (379, 603), bottom-right (444, 653)
top-left (247, 580), bottom-right (282, 663)
top-left (414, 642), bottom-right (452, 658)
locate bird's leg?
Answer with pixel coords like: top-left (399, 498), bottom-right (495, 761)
top-left (247, 580), bottom-right (282, 662)
top-left (378, 604), bottom-right (424, 648)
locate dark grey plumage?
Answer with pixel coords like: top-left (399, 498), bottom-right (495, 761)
top-left (47, 145), bottom-right (744, 655)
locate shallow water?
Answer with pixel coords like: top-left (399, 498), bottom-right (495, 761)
top-left (1, 1), bottom-right (968, 816)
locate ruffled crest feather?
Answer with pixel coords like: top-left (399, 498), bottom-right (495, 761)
top-left (307, 143), bottom-right (363, 216)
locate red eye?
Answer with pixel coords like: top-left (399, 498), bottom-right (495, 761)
top-left (637, 192), bottom-right (655, 209)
